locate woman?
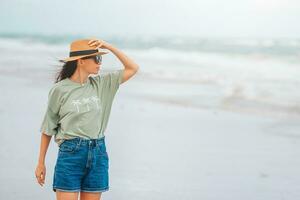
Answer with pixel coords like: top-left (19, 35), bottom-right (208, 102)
top-left (35, 38), bottom-right (139, 200)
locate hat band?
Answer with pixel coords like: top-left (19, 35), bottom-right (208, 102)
top-left (69, 49), bottom-right (98, 57)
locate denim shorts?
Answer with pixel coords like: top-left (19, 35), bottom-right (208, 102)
top-left (53, 136), bottom-right (109, 193)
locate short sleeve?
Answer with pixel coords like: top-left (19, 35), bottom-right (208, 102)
top-left (39, 87), bottom-right (61, 136)
top-left (100, 69), bottom-right (124, 94)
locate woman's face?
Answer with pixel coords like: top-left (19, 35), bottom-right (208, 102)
top-left (77, 56), bottom-right (101, 75)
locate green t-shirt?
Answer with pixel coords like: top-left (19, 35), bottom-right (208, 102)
top-left (39, 69), bottom-right (124, 146)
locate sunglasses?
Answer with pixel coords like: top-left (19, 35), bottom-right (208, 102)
top-left (94, 54), bottom-right (102, 64)
top-left (83, 54), bottom-right (102, 64)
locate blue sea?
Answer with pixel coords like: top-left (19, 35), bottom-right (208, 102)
top-left (0, 33), bottom-right (299, 117)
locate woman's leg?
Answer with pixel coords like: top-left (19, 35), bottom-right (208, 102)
top-left (80, 191), bottom-right (102, 200)
top-left (56, 191), bottom-right (79, 200)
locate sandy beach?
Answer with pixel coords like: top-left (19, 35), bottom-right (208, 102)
top-left (0, 64), bottom-right (299, 200)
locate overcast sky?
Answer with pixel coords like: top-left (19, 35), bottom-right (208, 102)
top-left (1, 0), bottom-right (300, 38)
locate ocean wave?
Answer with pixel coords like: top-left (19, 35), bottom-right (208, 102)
top-left (0, 35), bottom-right (299, 118)
top-left (1, 33), bottom-right (300, 56)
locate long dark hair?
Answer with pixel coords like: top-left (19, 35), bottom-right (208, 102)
top-left (55, 56), bottom-right (94, 83)
top-left (55, 60), bottom-right (77, 83)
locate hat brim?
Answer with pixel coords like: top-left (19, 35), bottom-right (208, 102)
top-left (59, 51), bottom-right (109, 63)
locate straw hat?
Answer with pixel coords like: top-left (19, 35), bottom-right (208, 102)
top-left (59, 39), bottom-right (109, 62)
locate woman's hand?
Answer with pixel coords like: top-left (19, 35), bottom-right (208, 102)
top-left (35, 163), bottom-right (46, 186)
top-left (88, 38), bottom-right (111, 50)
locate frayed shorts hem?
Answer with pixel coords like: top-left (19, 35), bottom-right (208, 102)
top-left (53, 187), bottom-right (81, 192)
top-left (53, 187), bottom-right (109, 193)
top-left (81, 187), bottom-right (109, 193)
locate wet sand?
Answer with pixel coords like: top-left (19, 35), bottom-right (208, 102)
top-left (0, 71), bottom-right (300, 200)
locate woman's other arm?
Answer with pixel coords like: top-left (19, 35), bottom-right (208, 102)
top-left (88, 39), bottom-right (140, 84)
top-left (106, 44), bottom-right (139, 84)
top-left (35, 133), bottom-right (52, 187)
